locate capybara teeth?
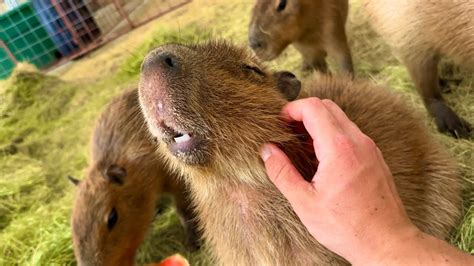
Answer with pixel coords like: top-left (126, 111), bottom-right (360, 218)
top-left (174, 133), bottom-right (191, 144)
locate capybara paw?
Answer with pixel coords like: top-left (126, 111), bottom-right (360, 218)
top-left (431, 102), bottom-right (471, 138)
top-left (438, 78), bottom-right (463, 93)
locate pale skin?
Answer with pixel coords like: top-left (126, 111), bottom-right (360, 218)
top-left (260, 97), bottom-right (473, 266)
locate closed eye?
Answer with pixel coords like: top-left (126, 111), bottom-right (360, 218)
top-left (243, 64), bottom-right (265, 76)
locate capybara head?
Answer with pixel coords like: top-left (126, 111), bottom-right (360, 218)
top-left (249, 0), bottom-right (310, 60)
top-left (138, 41), bottom-right (316, 181)
top-left (71, 162), bottom-right (158, 266)
top-left (71, 90), bottom-right (160, 266)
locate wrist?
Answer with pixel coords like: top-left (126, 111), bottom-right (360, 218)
top-left (350, 222), bottom-right (422, 266)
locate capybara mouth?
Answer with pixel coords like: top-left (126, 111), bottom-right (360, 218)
top-left (156, 121), bottom-right (204, 157)
top-left (252, 48), bottom-right (279, 61)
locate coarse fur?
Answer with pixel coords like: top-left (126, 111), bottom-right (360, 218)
top-left (249, 0), bottom-right (354, 74)
top-left (70, 89), bottom-right (198, 266)
top-left (138, 41), bottom-right (462, 265)
top-left (362, 0), bottom-right (473, 138)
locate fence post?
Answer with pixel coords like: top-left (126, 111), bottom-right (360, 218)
top-left (113, 0), bottom-right (135, 29)
top-left (51, 0), bottom-right (86, 49)
top-left (0, 40), bottom-right (18, 64)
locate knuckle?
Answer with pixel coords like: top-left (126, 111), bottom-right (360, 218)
top-left (321, 99), bottom-right (336, 107)
top-left (335, 134), bottom-right (355, 151)
top-left (360, 134), bottom-right (377, 150)
top-left (306, 97), bottom-right (323, 108)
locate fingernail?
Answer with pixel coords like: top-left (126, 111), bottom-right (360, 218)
top-left (260, 145), bottom-right (272, 162)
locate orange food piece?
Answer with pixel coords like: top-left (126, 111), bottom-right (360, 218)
top-left (146, 254), bottom-right (190, 266)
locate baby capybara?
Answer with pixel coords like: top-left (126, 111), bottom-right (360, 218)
top-left (138, 41), bottom-right (461, 265)
top-left (70, 89), bottom-right (199, 266)
top-left (362, 0), bottom-right (473, 138)
top-left (249, 0), bottom-right (354, 74)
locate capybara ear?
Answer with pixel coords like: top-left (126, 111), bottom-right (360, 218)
top-left (273, 71), bottom-right (301, 101)
top-left (67, 175), bottom-right (81, 186)
top-left (105, 164), bottom-right (126, 185)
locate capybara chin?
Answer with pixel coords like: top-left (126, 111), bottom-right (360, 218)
top-left (138, 41), bottom-right (461, 265)
top-left (70, 89), bottom-right (199, 266)
top-left (249, 0), bottom-right (354, 74)
top-left (362, 0), bottom-right (473, 138)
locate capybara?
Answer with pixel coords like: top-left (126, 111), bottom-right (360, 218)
top-left (138, 41), bottom-right (461, 265)
top-left (249, 0), bottom-right (354, 74)
top-left (361, 0), bottom-right (473, 138)
top-left (70, 89), bottom-right (199, 266)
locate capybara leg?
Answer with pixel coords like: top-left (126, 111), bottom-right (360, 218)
top-left (303, 50), bottom-right (329, 74)
top-left (406, 56), bottom-right (471, 138)
top-left (327, 27), bottom-right (354, 75)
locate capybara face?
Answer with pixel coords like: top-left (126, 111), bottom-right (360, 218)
top-left (71, 162), bottom-right (157, 266)
top-left (139, 41), bottom-right (301, 170)
top-left (249, 0), bottom-right (306, 60)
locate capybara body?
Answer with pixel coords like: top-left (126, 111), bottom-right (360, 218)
top-left (249, 0), bottom-right (354, 74)
top-left (138, 41), bottom-right (461, 265)
top-left (362, 0), bottom-right (473, 138)
top-left (71, 89), bottom-right (198, 266)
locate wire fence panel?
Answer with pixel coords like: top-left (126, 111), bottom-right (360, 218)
top-left (0, 0), bottom-right (191, 79)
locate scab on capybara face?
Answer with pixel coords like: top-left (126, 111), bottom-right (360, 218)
top-left (249, 0), bottom-right (354, 74)
top-left (138, 42), bottom-right (301, 168)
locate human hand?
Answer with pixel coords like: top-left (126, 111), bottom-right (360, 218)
top-left (260, 97), bottom-right (417, 264)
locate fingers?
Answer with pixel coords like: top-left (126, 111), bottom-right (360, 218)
top-left (261, 144), bottom-right (317, 211)
top-left (321, 99), bottom-right (362, 136)
top-left (282, 98), bottom-right (344, 158)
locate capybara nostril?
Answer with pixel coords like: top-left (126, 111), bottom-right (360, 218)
top-left (142, 51), bottom-right (180, 73)
top-left (249, 37), bottom-right (263, 50)
top-left (163, 55), bottom-right (176, 68)
top-left (158, 52), bottom-right (179, 71)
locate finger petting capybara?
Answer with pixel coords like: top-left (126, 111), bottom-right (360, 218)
top-left (138, 41), bottom-right (462, 265)
top-left (249, 0), bottom-right (354, 74)
top-left (70, 89), bottom-right (199, 266)
top-left (361, 0), bottom-right (473, 138)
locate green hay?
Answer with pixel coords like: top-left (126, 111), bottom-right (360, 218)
top-left (0, 0), bottom-right (472, 265)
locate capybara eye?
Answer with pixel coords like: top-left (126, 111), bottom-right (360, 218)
top-left (243, 64), bottom-right (265, 76)
top-left (107, 208), bottom-right (118, 230)
top-left (277, 0), bottom-right (287, 12)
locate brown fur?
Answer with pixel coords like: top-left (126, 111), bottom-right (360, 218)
top-left (362, 0), bottom-right (473, 138)
top-left (138, 41), bottom-right (462, 265)
top-left (249, 0), bottom-right (354, 74)
top-left (70, 89), bottom-right (198, 266)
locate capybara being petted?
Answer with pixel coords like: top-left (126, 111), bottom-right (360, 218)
top-left (70, 89), bottom-right (199, 266)
top-left (362, 0), bottom-right (473, 138)
top-left (249, 0), bottom-right (354, 74)
top-left (138, 41), bottom-right (461, 265)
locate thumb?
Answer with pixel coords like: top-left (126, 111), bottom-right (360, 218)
top-left (261, 144), bottom-right (316, 208)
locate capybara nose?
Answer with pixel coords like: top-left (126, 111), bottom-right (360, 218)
top-left (142, 50), bottom-right (180, 73)
top-left (249, 37), bottom-right (263, 50)
top-left (160, 53), bottom-right (178, 69)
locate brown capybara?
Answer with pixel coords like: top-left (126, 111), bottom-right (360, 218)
top-left (248, 0), bottom-right (354, 74)
top-left (70, 89), bottom-right (199, 266)
top-left (138, 41), bottom-right (461, 265)
top-left (361, 0), bottom-right (473, 138)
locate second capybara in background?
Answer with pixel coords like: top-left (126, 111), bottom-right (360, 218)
top-left (70, 89), bottom-right (199, 266)
top-left (362, 0), bottom-right (473, 138)
top-left (138, 41), bottom-right (461, 265)
top-left (249, 0), bottom-right (354, 74)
